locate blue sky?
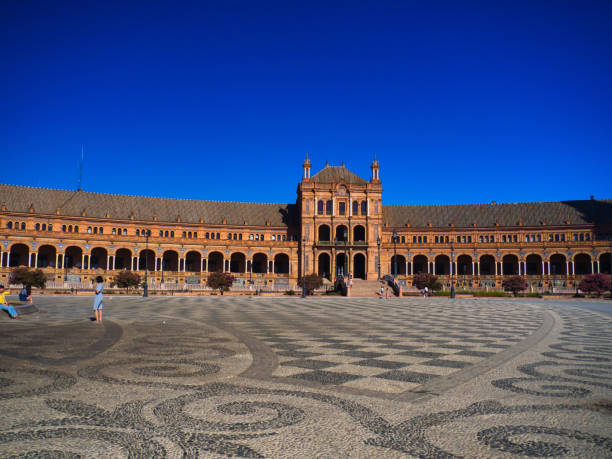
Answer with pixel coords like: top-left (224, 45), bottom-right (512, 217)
top-left (2, 0), bottom-right (611, 205)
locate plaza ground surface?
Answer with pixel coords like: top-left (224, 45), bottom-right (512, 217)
top-left (1, 296), bottom-right (611, 458)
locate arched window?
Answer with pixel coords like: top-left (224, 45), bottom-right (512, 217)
top-left (21, 222), bottom-right (26, 230)
top-left (136, 229), bottom-right (140, 236)
top-left (7, 222), bottom-right (12, 229)
top-left (239, 234), bottom-right (242, 240)
top-left (216, 233), bottom-right (220, 239)
top-left (352, 201), bottom-right (358, 215)
top-left (68, 225), bottom-right (73, 232)
top-left (205, 232), bottom-right (209, 239)
top-left (42, 223), bottom-right (47, 231)
top-left (94, 227), bottom-right (98, 234)
top-left (317, 200), bottom-right (324, 215)
top-left (249, 234), bottom-right (254, 240)
top-left (35, 223), bottom-right (40, 231)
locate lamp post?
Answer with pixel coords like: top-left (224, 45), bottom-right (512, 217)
top-left (301, 237), bottom-right (306, 298)
top-left (143, 230), bottom-right (150, 297)
top-left (450, 241), bottom-right (456, 299)
top-left (392, 231), bottom-right (399, 278)
top-left (343, 228), bottom-right (348, 278)
top-left (377, 236), bottom-right (381, 280)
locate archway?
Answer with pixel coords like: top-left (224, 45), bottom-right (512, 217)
top-left (457, 255), bottom-right (473, 275)
top-left (318, 225), bottom-right (330, 242)
top-left (574, 253), bottom-right (592, 275)
top-left (138, 249), bottom-right (155, 271)
top-left (413, 255), bottom-right (428, 274)
top-left (318, 253), bottom-right (331, 280)
top-left (600, 253), bottom-right (611, 274)
top-left (550, 254), bottom-right (567, 275)
top-left (526, 254), bottom-right (543, 275)
top-left (208, 252), bottom-right (223, 272)
top-left (162, 250), bottom-right (179, 272)
top-left (274, 253), bottom-right (290, 274)
top-left (353, 225), bottom-right (366, 242)
top-left (502, 254), bottom-right (519, 275)
top-left (335, 225), bottom-right (348, 242)
top-left (479, 255), bottom-right (495, 275)
top-left (9, 243), bottom-right (29, 267)
top-left (336, 253), bottom-right (347, 276)
top-left (185, 251), bottom-right (201, 272)
top-left (115, 249), bottom-right (132, 270)
top-left (37, 245), bottom-right (56, 268)
top-left (65, 246), bottom-right (82, 269)
top-left (391, 255), bottom-right (406, 275)
top-left (353, 253), bottom-right (366, 279)
top-left (252, 253), bottom-right (268, 273)
top-left (90, 247), bottom-right (108, 270)
top-left (435, 254), bottom-right (450, 275)
top-left (230, 253), bottom-right (246, 273)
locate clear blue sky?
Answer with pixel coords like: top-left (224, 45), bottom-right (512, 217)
top-left (2, 0), bottom-right (611, 205)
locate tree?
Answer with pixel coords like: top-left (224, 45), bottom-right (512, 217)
top-left (412, 272), bottom-right (442, 291)
top-left (578, 273), bottom-right (611, 296)
top-left (9, 267), bottom-right (46, 289)
top-left (207, 272), bottom-right (235, 295)
top-left (502, 275), bottom-right (527, 296)
top-left (114, 270), bottom-right (141, 294)
top-left (298, 274), bottom-right (323, 295)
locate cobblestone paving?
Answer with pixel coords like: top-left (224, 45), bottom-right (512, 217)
top-left (1, 296), bottom-right (611, 457)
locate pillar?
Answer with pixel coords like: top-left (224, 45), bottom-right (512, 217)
top-left (494, 262), bottom-right (498, 276)
top-left (272, 259), bottom-right (275, 274)
top-left (476, 261), bottom-right (480, 275)
top-left (518, 262), bottom-right (521, 275)
top-left (542, 261), bottom-right (545, 276)
top-left (62, 254), bottom-right (66, 269)
top-left (405, 261), bottom-right (408, 276)
top-left (137, 257), bottom-right (140, 271)
top-left (591, 261), bottom-right (595, 274)
top-left (55, 253), bottom-right (59, 269)
top-left (81, 254), bottom-right (85, 270)
top-left (566, 261), bottom-right (570, 276)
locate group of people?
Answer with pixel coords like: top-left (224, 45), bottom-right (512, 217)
top-left (0, 275), bottom-right (105, 322)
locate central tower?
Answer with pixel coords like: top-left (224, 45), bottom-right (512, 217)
top-left (297, 157), bottom-right (383, 280)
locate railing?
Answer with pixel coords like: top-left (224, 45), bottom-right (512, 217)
top-left (316, 241), bottom-right (368, 246)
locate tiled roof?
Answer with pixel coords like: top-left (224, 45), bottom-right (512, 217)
top-left (383, 200), bottom-right (612, 228)
top-left (0, 184), bottom-right (298, 227)
top-left (311, 166), bottom-right (368, 185)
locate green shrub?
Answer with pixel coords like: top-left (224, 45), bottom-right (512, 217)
top-left (284, 290), bottom-right (296, 295)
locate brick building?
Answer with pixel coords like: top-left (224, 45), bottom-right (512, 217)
top-left (1, 157), bottom-right (611, 291)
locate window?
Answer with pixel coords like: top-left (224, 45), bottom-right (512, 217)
top-left (282, 235), bottom-right (286, 241)
top-left (401, 236), bottom-right (405, 243)
top-left (21, 222), bottom-right (26, 230)
top-left (361, 201), bottom-right (367, 215)
top-left (413, 236), bottom-right (417, 243)
top-left (227, 233), bottom-right (231, 239)
top-left (326, 200), bottom-right (332, 215)
top-left (7, 222), bottom-right (12, 229)
top-left (317, 200), bottom-right (324, 215)
top-left (585, 233), bottom-right (590, 241)
top-left (170, 231), bottom-right (174, 237)
top-left (502, 235), bottom-right (506, 243)
top-left (457, 236), bottom-right (461, 243)
top-left (339, 202), bottom-right (345, 215)
top-left (271, 235), bottom-right (276, 241)
top-left (35, 223), bottom-right (40, 230)
top-left (352, 201), bottom-right (358, 215)
top-left (88, 226), bottom-right (92, 234)
top-left (249, 234), bottom-right (254, 240)
top-left (260, 234), bottom-right (264, 241)
top-left (205, 232), bottom-right (209, 239)
top-left (462, 236), bottom-right (466, 243)
top-left (467, 236), bottom-right (471, 243)
top-left (513, 235), bottom-right (517, 242)
top-left (490, 236), bottom-right (494, 242)
top-left (93, 227), bottom-right (98, 234)
top-left (239, 234), bottom-right (242, 240)
top-left (216, 233), bottom-right (220, 239)
top-left (305, 199), bottom-right (310, 214)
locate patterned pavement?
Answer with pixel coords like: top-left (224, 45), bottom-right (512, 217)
top-left (1, 295), bottom-right (611, 457)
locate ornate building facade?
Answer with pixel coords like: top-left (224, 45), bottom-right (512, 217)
top-left (1, 158), bottom-right (611, 291)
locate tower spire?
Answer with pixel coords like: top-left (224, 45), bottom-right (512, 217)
top-left (370, 154), bottom-right (380, 182)
top-left (302, 152), bottom-right (312, 179)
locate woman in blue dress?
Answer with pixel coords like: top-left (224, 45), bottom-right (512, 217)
top-left (93, 276), bottom-right (104, 322)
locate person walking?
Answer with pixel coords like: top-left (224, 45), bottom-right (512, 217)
top-left (93, 276), bottom-right (104, 322)
top-left (0, 285), bottom-right (19, 319)
top-left (423, 286), bottom-right (428, 298)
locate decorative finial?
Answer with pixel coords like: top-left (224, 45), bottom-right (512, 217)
top-left (325, 160), bottom-right (329, 167)
top-left (341, 160), bottom-right (345, 167)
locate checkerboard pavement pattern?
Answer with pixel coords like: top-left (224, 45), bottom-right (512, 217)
top-left (214, 297), bottom-right (545, 394)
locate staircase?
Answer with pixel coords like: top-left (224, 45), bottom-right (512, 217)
top-left (349, 279), bottom-right (383, 297)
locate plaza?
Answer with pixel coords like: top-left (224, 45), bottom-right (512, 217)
top-left (1, 295), bottom-right (611, 457)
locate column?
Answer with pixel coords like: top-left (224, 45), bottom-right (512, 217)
top-left (137, 257), bottom-right (140, 271)
top-left (472, 261), bottom-right (475, 276)
top-left (476, 262), bottom-right (480, 275)
top-left (55, 253), bottom-right (59, 269)
top-left (518, 262), bottom-right (521, 275)
top-left (113, 256), bottom-right (116, 270)
top-left (591, 261), bottom-right (595, 274)
top-left (62, 254), bottom-right (66, 269)
top-left (33, 252), bottom-right (38, 268)
top-left (107, 255), bottom-right (111, 270)
top-left (494, 262), bottom-right (498, 276)
top-left (28, 253), bottom-right (33, 268)
top-left (271, 259), bottom-right (275, 274)
top-left (349, 198), bottom-right (352, 216)
top-left (542, 261), bottom-right (545, 276)
top-left (405, 261), bottom-right (408, 276)
top-left (566, 261), bottom-right (570, 276)
top-left (81, 254), bottom-right (85, 269)
top-left (500, 262), bottom-right (503, 276)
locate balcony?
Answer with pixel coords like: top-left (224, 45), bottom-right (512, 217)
top-left (315, 240), bottom-right (368, 247)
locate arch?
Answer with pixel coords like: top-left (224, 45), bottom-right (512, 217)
top-left (274, 253), bottom-right (290, 274)
top-left (413, 255), bottom-right (428, 274)
top-left (115, 248), bottom-right (132, 270)
top-left (9, 243), bottom-right (29, 267)
top-left (162, 250), bottom-right (179, 272)
top-left (318, 224), bottom-right (331, 242)
top-left (479, 255), bottom-right (495, 275)
top-left (353, 225), bottom-right (366, 242)
top-left (550, 254), bottom-right (567, 275)
top-left (185, 251), bottom-right (201, 272)
top-left (353, 253), bottom-right (366, 279)
top-left (90, 247), bottom-right (108, 270)
top-left (457, 254), bottom-right (473, 275)
top-left (252, 253), bottom-right (268, 273)
top-left (599, 253), bottom-right (611, 274)
top-left (574, 253), bottom-right (592, 275)
top-left (318, 252), bottom-right (331, 280)
top-left (208, 251), bottom-right (224, 272)
top-left (525, 253), bottom-right (543, 275)
top-left (391, 255), bottom-right (406, 275)
top-left (502, 254), bottom-right (519, 275)
top-left (335, 225), bottom-right (348, 242)
top-left (65, 246), bottom-right (83, 269)
top-left (434, 254), bottom-right (450, 275)
top-left (336, 252), bottom-right (347, 276)
top-left (138, 249), bottom-right (155, 271)
top-left (36, 245), bottom-right (57, 268)
top-left (230, 252), bottom-right (246, 273)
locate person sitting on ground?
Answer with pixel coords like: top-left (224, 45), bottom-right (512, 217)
top-left (19, 286), bottom-right (28, 302)
top-left (25, 285), bottom-right (33, 304)
top-left (0, 285), bottom-right (19, 319)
